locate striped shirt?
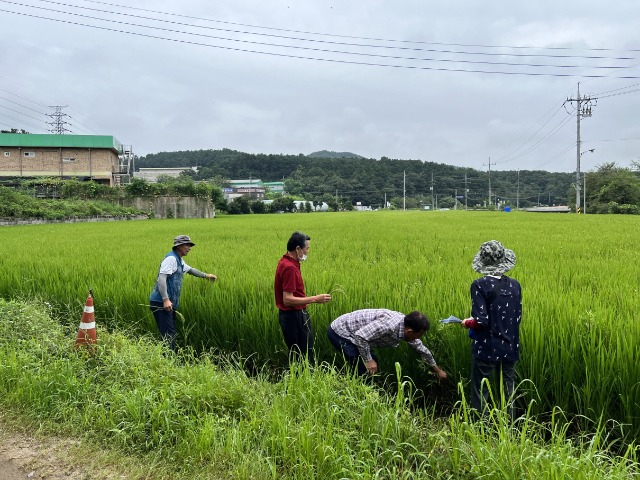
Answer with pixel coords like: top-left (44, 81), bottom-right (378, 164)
top-left (330, 309), bottom-right (436, 366)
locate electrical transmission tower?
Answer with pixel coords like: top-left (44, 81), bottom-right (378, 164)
top-left (47, 105), bottom-right (71, 134)
top-left (564, 84), bottom-right (596, 213)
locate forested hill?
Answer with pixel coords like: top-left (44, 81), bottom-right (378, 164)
top-left (137, 148), bottom-right (574, 208)
top-left (307, 150), bottom-right (363, 159)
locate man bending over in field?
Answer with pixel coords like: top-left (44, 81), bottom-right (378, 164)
top-left (328, 309), bottom-right (447, 379)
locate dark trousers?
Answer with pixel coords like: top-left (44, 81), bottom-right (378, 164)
top-left (470, 357), bottom-right (516, 417)
top-left (279, 309), bottom-right (314, 364)
top-left (150, 301), bottom-right (177, 352)
top-left (327, 325), bottom-right (377, 376)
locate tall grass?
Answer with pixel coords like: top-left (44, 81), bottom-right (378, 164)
top-left (0, 298), bottom-right (637, 479)
top-left (1, 211), bottom-right (639, 440)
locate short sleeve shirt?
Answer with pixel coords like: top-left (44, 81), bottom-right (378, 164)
top-left (274, 254), bottom-right (306, 311)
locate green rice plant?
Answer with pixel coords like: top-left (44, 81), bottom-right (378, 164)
top-left (1, 211), bottom-right (639, 442)
top-left (0, 297), bottom-right (637, 479)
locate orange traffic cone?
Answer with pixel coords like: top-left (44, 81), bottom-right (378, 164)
top-left (75, 290), bottom-right (97, 349)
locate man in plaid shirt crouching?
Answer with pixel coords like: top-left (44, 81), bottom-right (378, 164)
top-left (328, 308), bottom-right (447, 379)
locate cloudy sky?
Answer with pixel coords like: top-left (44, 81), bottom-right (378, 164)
top-left (1, 0), bottom-right (639, 172)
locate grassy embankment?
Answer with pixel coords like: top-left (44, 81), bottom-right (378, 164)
top-left (0, 185), bottom-right (145, 221)
top-left (0, 298), bottom-right (637, 479)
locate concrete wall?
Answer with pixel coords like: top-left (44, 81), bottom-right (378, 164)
top-left (0, 215), bottom-right (148, 226)
top-left (120, 196), bottom-right (215, 219)
top-left (135, 167), bottom-right (195, 182)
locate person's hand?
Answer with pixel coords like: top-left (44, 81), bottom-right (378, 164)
top-left (461, 318), bottom-right (474, 328)
top-left (205, 273), bottom-right (217, 283)
top-left (163, 298), bottom-right (173, 312)
top-left (315, 294), bottom-right (332, 304)
top-left (365, 359), bottom-right (378, 375)
top-left (433, 366), bottom-right (447, 381)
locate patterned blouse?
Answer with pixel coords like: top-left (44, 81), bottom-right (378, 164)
top-left (470, 275), bottom-right (522, 362)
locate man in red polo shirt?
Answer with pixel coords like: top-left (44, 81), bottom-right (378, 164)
top-left (275, 231), bottom-right (331, 364)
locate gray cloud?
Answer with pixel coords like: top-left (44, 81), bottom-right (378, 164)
top-left (1, 0), bottom-right (638, 172)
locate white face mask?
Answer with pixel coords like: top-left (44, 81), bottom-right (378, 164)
top-left (299, 254), bottom-right (307, 262)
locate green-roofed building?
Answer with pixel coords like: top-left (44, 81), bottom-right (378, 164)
top-left (262, 181), bottom-right (285, 193)
top-left (0, 133), bottom-right (133, 186)
top-left (228, 179), bottom-right (285, 193)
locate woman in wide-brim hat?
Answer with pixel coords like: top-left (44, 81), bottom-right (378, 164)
top-left (472, 239), bottom-right (516, 276)
top-left (461, 240), bottom-right (522, 418)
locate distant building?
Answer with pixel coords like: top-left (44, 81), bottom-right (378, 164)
top-left (525, 206), bottom-right (571, 213)
top-left (224, 179), bottom-right (285, 201)
top-left (262, 181), bottom-right (285, 193)
top-left (229, 179), bottom-right (263, 189)
top-left (225, 186), bottom-right (266, 201)
top-left (228, 179), bottom-right (284, 192)
top-left (136, 167), bottom-right (197, 182)
top-left (354, 202), bottom-right (372, 211)
top-left (0, 133), bottom-right (132, 186)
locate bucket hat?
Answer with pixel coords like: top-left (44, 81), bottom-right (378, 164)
top-left (173, 235), bottom-right (195, 248)
top-left (472, 240), bottom-right (516, 275)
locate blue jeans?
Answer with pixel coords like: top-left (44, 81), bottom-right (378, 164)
top-left (327, 326), bottom-right (377, 376)
top-left (150, 301), bottom-right (177, 352)
top-left (470, 357), bottom-right (516, 417)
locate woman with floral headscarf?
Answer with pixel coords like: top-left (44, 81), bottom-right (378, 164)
top-left (461, 240), bottom-right (522, 418)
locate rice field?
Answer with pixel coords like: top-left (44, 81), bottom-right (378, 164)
top-left (1, 210), bottom-right (639, 440)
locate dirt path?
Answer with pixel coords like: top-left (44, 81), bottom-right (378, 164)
top-left (0, 455), bottom-right (25, 480)
top-left (0, 428), bottom-right (87, 479)
top-left (0, 420), bottom-right (128, 480)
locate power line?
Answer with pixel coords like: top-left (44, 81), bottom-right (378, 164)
top-left (491, 100), bottom-right (566, 162)
top-left (592, 81), bottom-right (640, 97)
top-left (0, 112), bottom-right (48, 131)
top-left (595, 88), bottom-right (640, 99)
top-left (0, 104), bottom-right (48, 124)
top-left (0, 121), bottom-right (25, 130)
top-left (0, 87), bottom-right (48, 107)
top-left (2, 1), bottom-right (635, 72)
top-left (0, 95), bottom-right (48, 115)
top-left (2, 6), bottom-right (640, 78)
top-left (584, 136), bottom-right (640, 143)
top-left (533, 143), bottom-right (577, 170)
top-left (64, 0), bottom-right (640, 55)
top-left (495, 114), bottom-right (575, 166)
top-left (19, 0), bottom-right (640, 63)
top-left (67, 114), bottom-right (100, 134)
top-left (492, 103), bottom-right (566, 164)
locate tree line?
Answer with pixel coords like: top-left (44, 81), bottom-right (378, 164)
top-left (1, 130), bottom-right (633, 212)
top-left (138, 148), bottom-right (579, 210)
